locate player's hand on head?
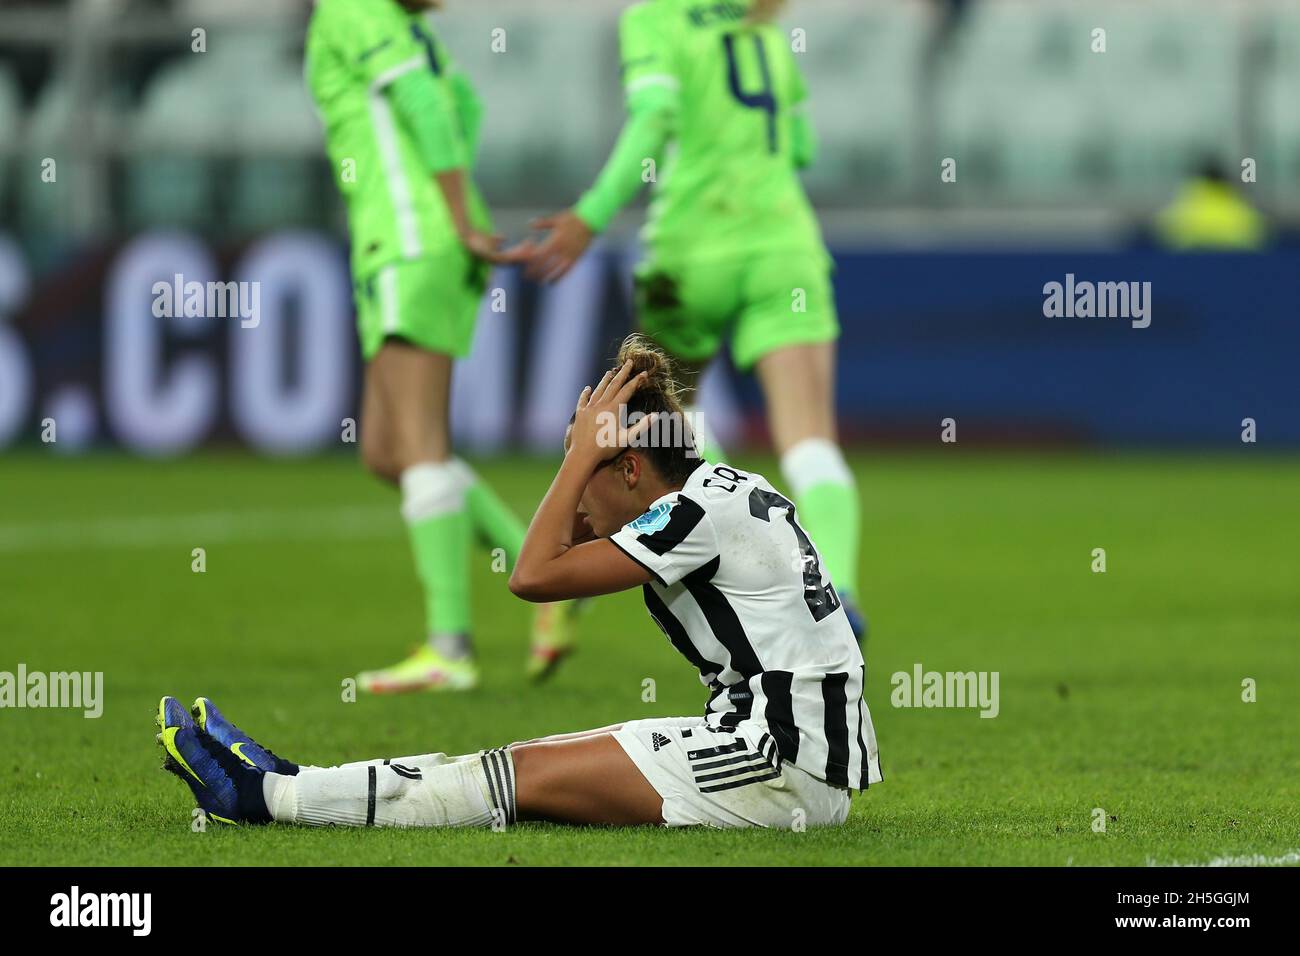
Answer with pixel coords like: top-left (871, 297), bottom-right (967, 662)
top-left (568, 360), bottom-right (655, 464)
top-left (525, 209), bottom-right (594, 283)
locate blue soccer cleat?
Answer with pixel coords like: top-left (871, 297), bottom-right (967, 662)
top-left (192, 696), bottom-right (299, 776)
top-left (157, 695), bottom-right (193, 736)
top-left (156, 695), bottom-right (270, 825)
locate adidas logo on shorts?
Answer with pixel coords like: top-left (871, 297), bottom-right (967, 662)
top-left (651, 732), bottom-right (672, 752)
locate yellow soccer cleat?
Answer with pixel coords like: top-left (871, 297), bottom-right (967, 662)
top-left (526, 600), bottom-right (584, 682)
top-left (356, 645), bottom-right (479, 694)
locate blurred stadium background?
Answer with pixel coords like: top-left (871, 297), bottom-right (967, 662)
top-left (1, 0), bottom-right (1297, 455)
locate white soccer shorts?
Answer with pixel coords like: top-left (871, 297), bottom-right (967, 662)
top-left (612, 716), bottom-right (850, 829)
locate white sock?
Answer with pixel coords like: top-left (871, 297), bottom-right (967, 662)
top-left (446, 457), bottom-right (479, 493)
top-left (779, 437), bottom-right (854, 498)
top-left (334, 752), bottom-right (474, 771)
top-left (399, 461), bottom-right (464, 524)
top-left (272, 752), bottom-right (471, 785)
top-left (263, 748), bottom-right (515, 829)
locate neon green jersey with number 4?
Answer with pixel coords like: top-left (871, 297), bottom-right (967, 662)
top-left (623, 0), bottom-right (828, 265)
top-left (306, 0), bottom-right (488, 280)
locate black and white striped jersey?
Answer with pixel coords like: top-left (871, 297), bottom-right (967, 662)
top-left (610, 461), bottom-right (882, 790)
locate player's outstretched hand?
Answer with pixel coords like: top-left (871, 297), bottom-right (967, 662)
top-left (568, 360), bottom-right (656, 465)
top-left (461, 227), bottom-right (535, 266)
top-left (525, 209), bottom-right (594, 283)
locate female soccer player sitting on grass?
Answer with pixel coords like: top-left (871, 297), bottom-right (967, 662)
top-left (156, 339), bottom-right (881, 830)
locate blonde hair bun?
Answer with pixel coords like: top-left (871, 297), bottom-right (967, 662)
top-left (615, 333), bottom-right (687, 417)
top-left (609, 334), bottom-right (702, 483)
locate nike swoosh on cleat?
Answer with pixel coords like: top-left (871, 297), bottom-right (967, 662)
top-left (161, 727), bottom-right (205, 787)
top-left (231, 741), bottom-right (258, 767)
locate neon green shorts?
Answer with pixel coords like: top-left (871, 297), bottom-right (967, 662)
top-left (634, 250), bottom-right (839, 372)
top-left (354, 251), bottom-right (489, 362)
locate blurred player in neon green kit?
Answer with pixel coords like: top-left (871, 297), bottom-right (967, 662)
top-left (306, 0), bottom-right (577, 690)
top-left (527, 0), bottom-right (867, 636)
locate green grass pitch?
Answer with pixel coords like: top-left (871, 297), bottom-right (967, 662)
top-left (1, 450), bottom-right (1297, 866)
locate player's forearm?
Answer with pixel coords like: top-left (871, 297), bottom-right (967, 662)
top-left (434, 168), bottom-right (476, 238)
top-left (509, 452), bottom-right (597, 600)
top-left (574, 104), bottom-right (674, 233)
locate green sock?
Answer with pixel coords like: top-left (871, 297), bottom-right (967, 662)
top-left (795, 480), bottom-right (861, 597)
top-left (466, 477), bottom-right (526, 566)
top-left (451, 459), bottom-right (526, 566)
top-left (406, 508), bottom-right (472, 636)
top-left (401, 462), bottom-right (475, 638)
